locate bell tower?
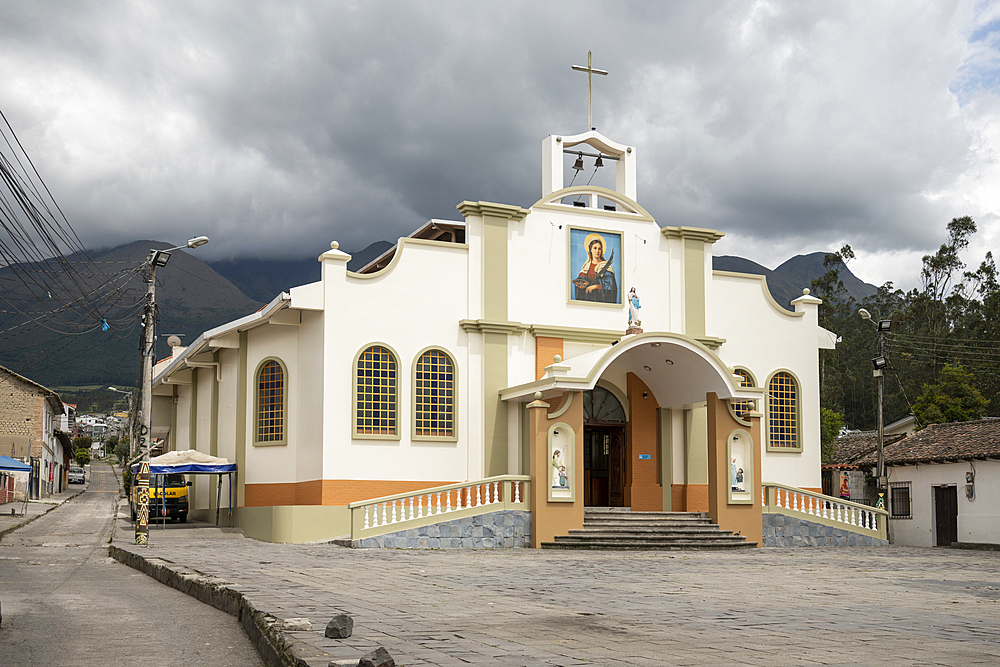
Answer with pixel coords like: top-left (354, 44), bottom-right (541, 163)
top-left (541, 131), bottom-right (638, 202)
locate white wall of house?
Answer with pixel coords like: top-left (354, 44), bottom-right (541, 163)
top-left (317, 240), bottom-right (474, 483)
top-left (889, 460), bottom-right (1000, 547)
top-left (709, 272), bottom-right (824, 491)
top-left (192, 364), bottom-right (215, 510)
top-left (217, 348), bottom-right (239, 470)
top-left (507, 207), bottom-right (664, 339)
top-left (295, 310), bottom-right (325, 484)
top-left (244, 320), bottom-right (303, 486)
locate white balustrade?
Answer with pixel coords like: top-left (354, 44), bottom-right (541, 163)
top-left (349, 475), bottom-right (531, 541)
top-left (762, 482), bottom-right (887, 540)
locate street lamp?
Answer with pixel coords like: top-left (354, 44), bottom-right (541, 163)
top-left (135, 236), bottom-right (209, 546)
top-left (858, 308), bottom-right (890, 503)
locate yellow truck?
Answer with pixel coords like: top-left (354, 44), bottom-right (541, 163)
top-left (130, 472), bottom-right (190, 523)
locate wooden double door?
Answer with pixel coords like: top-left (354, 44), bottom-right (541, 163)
top-left (583, 426), bottom-right (625, 507)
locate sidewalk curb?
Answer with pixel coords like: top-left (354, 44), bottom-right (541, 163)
top-left (108, 545), bottom-right (329, 667)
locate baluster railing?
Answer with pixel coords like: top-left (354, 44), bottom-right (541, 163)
top-left (349, 475), bottom-right (532, 541)
top-left (762, 482), bottom-right (889, 541)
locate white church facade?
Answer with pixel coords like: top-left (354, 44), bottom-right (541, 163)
top-left (151, 130), bottom-right (837, 545)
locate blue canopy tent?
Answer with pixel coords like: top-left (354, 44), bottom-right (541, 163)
top-left (131, 450), bottom-right (237, 527)
top-left (0, 455), bottom-right (32, 515)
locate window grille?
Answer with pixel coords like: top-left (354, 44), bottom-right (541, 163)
top-left (731, 369), bottom-right (755, 419)
top-left (356, 346), bottom-right (397, 435)
top-left (767, 371), bottom-right (798, 448)
top-left (414, 350), bottom-right (454, 437)
top-left (257, 360), bottom-right (285, 442)
top-left (889, 481), bottom-right (912, 519)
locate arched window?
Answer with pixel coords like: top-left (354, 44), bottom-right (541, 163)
top-left (731, 368), bottom-right (756, 420)
top-left (256, 359), bottom-right (286, 444)
top-left (413, 349), bottom-right (456, 439)
top-left (767, 371), bottom-right (799, 450)
top-left (356, 345), bottom-right (398, 436)
top-left (583, 386), bottom-right (626, 425)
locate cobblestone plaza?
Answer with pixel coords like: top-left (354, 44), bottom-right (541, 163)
top-left (112, 519), bottom-right (1000, 666)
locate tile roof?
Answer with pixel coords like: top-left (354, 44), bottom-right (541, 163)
top-left (855, 418), bottom-right (1000, 466)
top-left (826, 431), bottom-right (907, 469)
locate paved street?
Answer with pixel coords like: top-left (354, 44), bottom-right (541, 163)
top-left (111, 508), bottom-right (1000, 666)
top-left (0, 462), bottom-right (263, 667)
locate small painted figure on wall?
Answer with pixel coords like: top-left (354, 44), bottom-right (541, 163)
top-left (552, 449), bottom-right (567, 488)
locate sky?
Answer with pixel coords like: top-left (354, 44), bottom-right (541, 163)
top-left (1, 1), bottom-right (999, 292)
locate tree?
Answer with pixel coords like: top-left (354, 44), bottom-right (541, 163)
top-left (74, 448), bottom-right (91, 466)
top-left (114, 439), bottom-right (130, 463)
top-left (820, 407), bottom-right (845, 464)
top-left (73, 435), bottom-right (92, 450)
top-left (811, 245), bottom-right (857, 415)
top-left (912, 364), bottom-right (988, 427)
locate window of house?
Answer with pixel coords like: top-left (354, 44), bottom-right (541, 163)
top-left (767, 371), bottom-right (799, 450)
top-left (256, 359), bottom-right (286, 444)
top-left (413, 349), bottom-right (455, 438)
top-left (889, 481), bottom-right (912, 519)
top-left (356, 345), bottom-right (398, 436)
top-left (730, 368), bottom-right (756, 420)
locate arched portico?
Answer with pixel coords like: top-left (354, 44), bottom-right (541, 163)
top-left (502, 332), bottom-right (765, 547)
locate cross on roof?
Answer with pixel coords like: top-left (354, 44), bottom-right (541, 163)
top-left (571, 50), bottom-right (608, 132)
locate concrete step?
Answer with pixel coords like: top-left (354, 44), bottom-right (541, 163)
top-left (562, 534), bottom-right (747, 544)
top-left (568, 527), bottom-right (735, 537)
top-left (541, 539), bottom-right (757, 550)
top-left (583, 519), bottom-right (719, 529)
top-left (545, 509), bottom-right (753, 551)
top-left (586, 513), bottom-right (712, 520)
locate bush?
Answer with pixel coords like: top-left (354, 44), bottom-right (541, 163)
top-left (122, 468), bottom-right (132, 494)
top-left (74, 448), bottom-right (91, 466)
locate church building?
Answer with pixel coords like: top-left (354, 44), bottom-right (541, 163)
top-left (151, 129), bottom-right (836, 545)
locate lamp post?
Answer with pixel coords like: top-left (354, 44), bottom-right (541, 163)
top-left (135, 236), bottom-right (209, 546)
top-left (858, 308), bottom-right (891, 504)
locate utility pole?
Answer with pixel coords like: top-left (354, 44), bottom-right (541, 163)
top-left (135, 236), bottom-right (208, 546)
top-left (875, 330), bottom-right (885, 488)
top-left (859, 308), bottom-right (890, 507)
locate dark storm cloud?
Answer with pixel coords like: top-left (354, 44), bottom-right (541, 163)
top-left (0, 1), bottom-right (996, 287)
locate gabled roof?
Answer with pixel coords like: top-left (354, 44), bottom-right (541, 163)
top-left (355, 219), bottom-right (466, 274)
top-left (825, 430), bottom-right (907, 469)
top-left (860, 418), bottom-right (1000, 466)
top-left (0, 364), bottom-right (64, 414)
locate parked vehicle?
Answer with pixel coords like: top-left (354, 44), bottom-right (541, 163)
top-left (68, 466), bottom-right (85, 484)
top-left (129, 472), bottom-right (189, 522)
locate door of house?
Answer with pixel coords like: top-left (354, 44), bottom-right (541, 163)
top-left (934, 485), bottom-right (958, 547)
top-left (583, 426), bottom-right (625, 507)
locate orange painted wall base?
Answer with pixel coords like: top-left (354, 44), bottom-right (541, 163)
top-left (671, 484), bottom-right (709, 513)
top-left (243, 479), bottom-right (457, 508)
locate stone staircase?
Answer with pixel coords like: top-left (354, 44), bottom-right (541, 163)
top-left (541, 507), bottom-right (757, 550)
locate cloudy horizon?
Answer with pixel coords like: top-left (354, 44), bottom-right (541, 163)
top-left (2, 1), bottom-right (998, 292)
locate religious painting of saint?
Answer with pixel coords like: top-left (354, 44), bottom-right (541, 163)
top-left (569, 227), bottom-right (622, 305)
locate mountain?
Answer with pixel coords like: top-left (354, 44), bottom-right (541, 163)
top-left (713, 252), bottom-right (877, 309)
top-left (0, 236), bottom-right (878, 389)
top-left (207, 241), bottom-right (396, 302)
top-left (0, 241), bottom-right (263, 387)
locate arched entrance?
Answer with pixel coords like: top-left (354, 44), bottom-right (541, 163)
top-left (582, 386), bottom-right (626, 507)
